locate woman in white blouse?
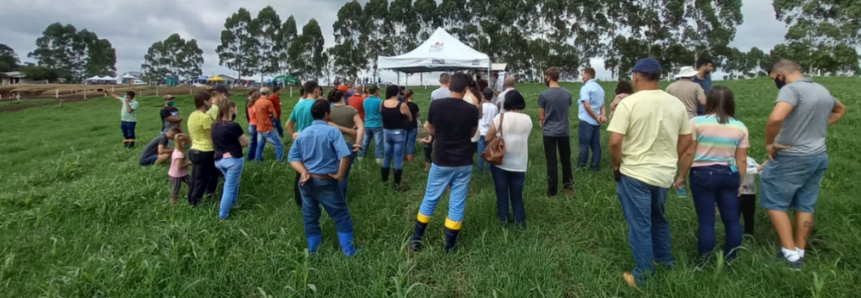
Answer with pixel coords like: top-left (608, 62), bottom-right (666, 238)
top-left (485, 90), bottom-right (533, 227)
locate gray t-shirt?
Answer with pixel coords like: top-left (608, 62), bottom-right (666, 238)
top-left (537, 87), bottom-right (573, 137)
top-left (139, 134), bottom-right (169, 163)
top-left (775, 78), bottom-right (835, 156)
top-left (431, 87), bottom-right (450, 101)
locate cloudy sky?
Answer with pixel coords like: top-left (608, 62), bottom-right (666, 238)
top-left (0, 0), bottom-right (785, 83)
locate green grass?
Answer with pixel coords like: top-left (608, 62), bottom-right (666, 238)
top-left (1, 77), bottom-right (860, 297)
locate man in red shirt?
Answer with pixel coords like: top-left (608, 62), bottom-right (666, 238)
top-left (269, 86), bottom-right (283, 137)
top-left (476, 73), bottom-right (489, 91)
top-left (348, 84), bottom-right (366, 121)
top-left (254, 87), bottom-right (284, 162)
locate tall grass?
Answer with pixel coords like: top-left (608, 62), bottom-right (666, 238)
top-left (1, 77), bottom-right (860, 297)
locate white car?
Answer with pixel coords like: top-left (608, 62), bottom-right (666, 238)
top-left (133, 80), bottom-right (147, 85)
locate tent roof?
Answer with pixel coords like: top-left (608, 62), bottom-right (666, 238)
top-left (207, 76), bottom-right (225, 82)
top-left (86, 76), bottom-right (101, 81)
top-left (377, 28), bottom-right (490, 73)
top-left (121, 74), bottom-right (137, 79)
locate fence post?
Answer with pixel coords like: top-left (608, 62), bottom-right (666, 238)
top-left (84, 88), bottom-right (87, 99)
top-left (56, 89), bottom-right (59, 99)
top-left (156, 85), bottom-right (159, 96)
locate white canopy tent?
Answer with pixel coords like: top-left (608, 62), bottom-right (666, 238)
top-left (377, 27), bottom-right (490, 86)
top-left (85, 75), bottom-right (101, 82)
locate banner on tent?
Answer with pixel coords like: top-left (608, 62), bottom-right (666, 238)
top-left (430, 42), bottom-right (444, 53)
top-left (432, 59), bottom-right (446, 65)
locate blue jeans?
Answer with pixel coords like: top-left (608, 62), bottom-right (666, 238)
top-left (255, 130), bottom-right (283, 162)
top-left (616, 175), bottom-right (672, 284)
top-left (491, 166), bottom-right (526, 224)
top-left (476, 137), bottom-right (491, 173)
top-left (383, 129), bottom-right (406, 169)
top-left (300, 178), bottom-right (354, 237)
top-left (360, 127), bottom-right (384, 159)
top-left (417, 164), bottom-right (473, 231)
top-left (246, 125), bottom-right (258, 161)
top-left (577, 121), bottom-right (601, 170)
top-left (689, 165), bottom-right (742, 260)
top-left (120, 121), bottom-right (136, 139)
top-left (215, 157), bottom-right (244, 219)
top-left (404, 128), bottom-right (418, 156)
top-left (338, 152), bottom-right (357, 198)
top-left (760, 152), bottom-right (828, 213)
top-left (272, 118), bottom-right (284, 138)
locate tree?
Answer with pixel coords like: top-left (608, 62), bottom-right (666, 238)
top-left (413, 0), bottom-right (440, 41)
top-left (290, 19), bottom-right (326, 81)
top-left (28, 23), bottom-right (116, 81)
top-left (142, 33), bottom-right (204, 81)
top-left (280, 16), bottom-right (299, 76)
top-left (773, 0), bottom-right (861, 74)
top-left (216, 8), bottom-right (259, 81)
top-left (255, 6), bottom-right (282, 82)
top-left (0, 44), bottom-right (20, 72)
top-left (332, 1), bottom-right (367, 79)
top-left (362, 0), bottom-right (389, 78)
top-left (18, 64), bottom-right (59, 82)
top-left (746, 47), bottom-right (766, 76)
top-left (388, 0), bottom-right (419, 55)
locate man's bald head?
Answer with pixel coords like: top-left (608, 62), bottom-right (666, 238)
top-left (504, 77), bottom-right (516, 88)
top-left (768, 59), bottom-right (800, 75)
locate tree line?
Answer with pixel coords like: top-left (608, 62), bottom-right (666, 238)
top-left (2, 0), bottom-right (858, 84)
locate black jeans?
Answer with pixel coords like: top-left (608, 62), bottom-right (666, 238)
top-left (739, 194), bottom-right (756, 235)
top-left (543, 136), bottom-right (573, 196)
top-left (188, 150), bottom-right (219, 205)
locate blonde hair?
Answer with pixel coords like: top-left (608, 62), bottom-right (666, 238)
top-left (216, 100), bottom-right (236, 123)
top-left (174, 134), bottom-right (190, 151)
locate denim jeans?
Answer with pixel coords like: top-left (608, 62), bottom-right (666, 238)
top-left (215, 157), bottom-right (244, 219)
top-left (360, 127), bottom-right (384, 159)
top-left (383, 129), bottom-right (406, 170)
top-left (272, 118), bottom-right (284, 138)
top-left (404, 128), bottom-right (418, 156)
top-left (338, 152), bottom-right (357, 199)
top-left (490, 166), bottom-right (526, 224)
top-left (120, 121), bottom-right (136, 140)
top-left (300, 178), bottom-right (354, 237)
top-left (689, 165), bottom-right (742, 260)
top-left (616, 175), bottom-right (673, 284)
top-left (760, 152), bottom-right (828, 213)
top-left (577, 121), bottom-right (601, 170)
top-left (246, 125), bottom-right (258, 161)
top-left (255, 130), bottom-right (284, 162)
top-left (542, 136), bottom-right (573, 196)
top-left (476, 137), bottom-right (491, 173)
top-left (417, 164), bottom-right (473, 231)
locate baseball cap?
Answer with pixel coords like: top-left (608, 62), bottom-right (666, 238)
top-left (337, 85), bottom-right (349, 92)
top-left (367, 84), bottom-right (379, 93)
top-left (632, 58), bottom-right (662, 76)
top-left (211, 85), bottom-right (230, 96)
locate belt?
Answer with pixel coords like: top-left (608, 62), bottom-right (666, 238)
top-left (310, 174), bottom-right (335, 180)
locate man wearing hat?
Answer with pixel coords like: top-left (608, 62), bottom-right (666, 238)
top-left (667, 66), bottom-right (706, 119)
top-left (607, 58), bottom-right (692, 287)
top-left (160, 95), bottom-right (182, 134)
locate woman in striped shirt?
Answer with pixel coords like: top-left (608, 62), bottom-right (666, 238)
top-left (674, 86), bottom-right (749, 267)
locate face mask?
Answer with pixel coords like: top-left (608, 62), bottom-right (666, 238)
top-left (167, 101), bottom-right (175, 106)
top-left (774, 76), bottom-right (786, 90)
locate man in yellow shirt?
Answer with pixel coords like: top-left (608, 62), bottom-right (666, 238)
top-left (607, 58), bottom-right (692, 287)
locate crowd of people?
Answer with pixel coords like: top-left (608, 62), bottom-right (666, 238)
top-left (108, 57), bottom-right (846, 287)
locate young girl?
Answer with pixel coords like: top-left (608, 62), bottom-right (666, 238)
top-left (418, 121), bottom-right (434, 171)
top-left (740, 157), bottom-right (766, 236)
top-left (168, 134), bottom-right (192, 205)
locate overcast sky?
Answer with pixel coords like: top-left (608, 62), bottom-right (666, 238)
top-left (0, 0), bottom-right (785, 83)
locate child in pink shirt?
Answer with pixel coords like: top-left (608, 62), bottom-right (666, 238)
top-left (168, 134), bottom-right (191, 204)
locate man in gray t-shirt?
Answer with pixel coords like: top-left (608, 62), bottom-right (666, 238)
top-left (537, 67), bottom-right (574, 197)
top-left (761, 59), bottom-right (847, 267)
top-left (430, 73), bottom-right (451, 102)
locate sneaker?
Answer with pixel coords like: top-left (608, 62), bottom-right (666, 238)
top-left (776, 250), bottom-right (803, 271)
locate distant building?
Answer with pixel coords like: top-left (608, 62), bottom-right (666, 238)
top-left (1, 72), bottom-right (47, 85)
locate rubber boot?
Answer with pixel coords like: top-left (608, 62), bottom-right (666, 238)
top-left (306, 235), bottom-right (322, 254)
top-left (337, 232), bottom-right (356, 256)
top-left (443, 227), bottom-right (460, 254)
top-left (394, 169), bottom-right (404, 191)
top-left (409, 221), bottom-right (428, 252)
top-left (381, 167), bottom-right (390, 183)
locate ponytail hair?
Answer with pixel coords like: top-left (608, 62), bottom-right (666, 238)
top-left (216, 100), bottom-right (236, 123)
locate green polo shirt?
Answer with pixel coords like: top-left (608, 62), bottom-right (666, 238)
top-left (119, 97), bottom-right (139, 122)
top-left (288, 99), bottom-right (315, 132)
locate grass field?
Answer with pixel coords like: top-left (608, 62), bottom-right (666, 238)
top-left (1, 77), bottom-right (860, 297)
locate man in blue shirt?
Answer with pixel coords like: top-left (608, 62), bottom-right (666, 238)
top-left (287, 80), bottom-right (322, 209)
top-left (288, 100), bottom-right (356, 256)
top-left (360, 84), bottom-right (384, 163)
top-left (691, 57), bottom-right (713, 116)
top-left (577, 67), bottom-right (606, 171)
